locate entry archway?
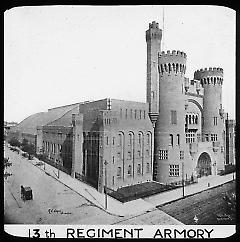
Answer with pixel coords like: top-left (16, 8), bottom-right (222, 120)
top-left (197, 152), bottom-right (212, 177)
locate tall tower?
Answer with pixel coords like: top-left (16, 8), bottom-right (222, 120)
top-left (194, 67), bottom-right (225, 171)
top-left (154, 50), bottom-right (187, 183)
top-left (146, 21), bottom-right (162, 126)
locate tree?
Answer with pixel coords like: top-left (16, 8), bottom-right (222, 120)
top-left (4, 157), bottom-right (12, 180)
top-left (9, 137), bottom-right (21, 147)
top-left (21, 139), bottom-right (36, 158)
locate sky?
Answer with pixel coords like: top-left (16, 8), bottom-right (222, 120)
top-left (4, 5), bottom-right (236, 123)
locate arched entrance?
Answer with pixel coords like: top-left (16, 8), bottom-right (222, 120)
top-left (197, 152), bottom-right (212, 177)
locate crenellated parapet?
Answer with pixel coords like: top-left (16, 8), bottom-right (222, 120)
top-left (194, 67), bottom-right (223, 86)
top-left (158, 50), bottom-right (187, 75)
top-left (159, 50), bottom-right (187, 58)
top-left (146, 21), bottom-right (162, 41)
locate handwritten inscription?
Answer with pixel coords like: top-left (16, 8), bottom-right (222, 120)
top-left (48, 208), bottom-right (71, 215)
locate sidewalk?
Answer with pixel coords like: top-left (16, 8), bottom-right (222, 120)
top-left (29, 157), bottom-right (155, 217)
top-left (143, 173), bottom-right (235, 206)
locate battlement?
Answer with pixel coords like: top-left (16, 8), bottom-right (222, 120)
top-left (158, 50), bottom-right (187, 76)
top-left (194, 67), bottom-right (223, 78)
top-left (149, 21), bottom-right (159, 29)
top-left (159, 50), bottom-right (187, 59)
top-left (146, 22), bottom-right (162, 41)
top-left (194, 67), bottom-right (224, 86)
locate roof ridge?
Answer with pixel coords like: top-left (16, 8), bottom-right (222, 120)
top-left (46, 105), bottom-right (79, 126)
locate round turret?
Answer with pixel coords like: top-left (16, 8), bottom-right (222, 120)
top-left (158, 50), bottom-right (187, 76)
top-left (154, 49), bottom-right (188, 183)
top-left (196, 67), bottom-right (225, 170)
top-left (194, 67), bottom-right (223, 86)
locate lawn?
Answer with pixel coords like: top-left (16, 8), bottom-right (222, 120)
top-left (108, 182), bottom-right (177, 203)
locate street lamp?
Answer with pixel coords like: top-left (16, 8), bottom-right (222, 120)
top-left (104, 160), bottom-right (108, 210)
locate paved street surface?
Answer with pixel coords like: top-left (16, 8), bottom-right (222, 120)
top-left (158, 181), bottom-right (236, 225)
top-left (4, 146), bottom-right (181, 225)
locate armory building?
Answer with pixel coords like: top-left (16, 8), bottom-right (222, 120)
top-left (7, 21), bottom-right (235, 193)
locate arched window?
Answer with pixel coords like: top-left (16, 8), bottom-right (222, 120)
top-left (207, 77), bottom-right (210, 84)
top-left (147, 132), bottom-right (151, 146)
top-left (189, 115), bottom-right (191, 124)
top-left (138, 132), bottom-right (144, 156)
top-left (118, 132), bottom-right (124, 160)
top-left (192, 115), bottom-right (195, 124)
top-left (185, 115), bottom-right (188, 125)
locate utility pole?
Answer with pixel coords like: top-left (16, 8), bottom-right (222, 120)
top-left (182, 161), bottom-right (185, 197)
top-left (104, 160), bottom-right (108, 210)
top-left (226, 113), bottom-right (229, 166)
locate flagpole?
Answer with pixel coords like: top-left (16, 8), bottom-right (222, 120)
top-left (162, 6), bottom-right (165, 51)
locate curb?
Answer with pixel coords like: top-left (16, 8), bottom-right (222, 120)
top-left (156, 179), bottom-right (235, 207)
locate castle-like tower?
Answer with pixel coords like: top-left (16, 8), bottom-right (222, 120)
top-left (194, 68), bottom-right (225, 171)
top-left (146, 21), bottom-right (162, 126)
top-left (146, 21), bottom-right (227, 184)
top-left (153, 50), bottom-right (188, 182)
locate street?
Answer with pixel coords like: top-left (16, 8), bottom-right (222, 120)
top-left (4, 146), bottom-right (181, 225)
top-left (158, 181), bottom-right (236, 225)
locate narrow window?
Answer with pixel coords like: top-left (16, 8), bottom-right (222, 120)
top-left (195, 115), bottom-right (198, 124)
top-left (180, 151), bottom-right (184, 160)
top-left (169, 134), bottom-right (173, 146)
top-left (127, 165), bottom-right (132, 175)
top-left (117, 167), bottom-right (122, 177)
top-left (189, 115), bottom-right (191, 124)
top-left (128, 151), bottom-right (132, 160)
top-left (146, 163), bottom-right (150, 173)
top-left (177, 134), bottom-right (180, 146)
top-left (171, 110), bottom-right (177, 125)
top-left (137, 164), bottom-right (141, 174)
top-left (112, 137), bottom-right (115, 146)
